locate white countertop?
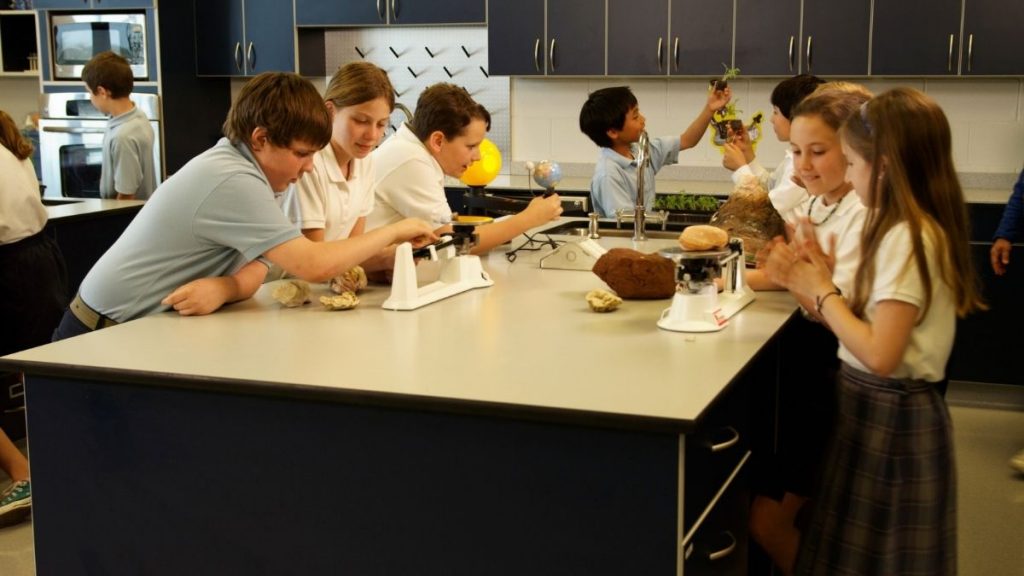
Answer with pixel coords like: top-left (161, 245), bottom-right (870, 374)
top-left (3, 222), bottom-right (796, 429)
top-left (44, 198), bottom-right (145, 221)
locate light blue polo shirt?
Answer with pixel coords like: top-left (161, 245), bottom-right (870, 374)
top-left (590, 135), bottom-right (681, 218)
top-left (80, 138), bottom-right (302, 322)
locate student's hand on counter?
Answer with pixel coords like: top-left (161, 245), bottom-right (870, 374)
top-left (991, 238), bottom-right (1012, 275)
top-left (162, 278), bottom-right (236, 316)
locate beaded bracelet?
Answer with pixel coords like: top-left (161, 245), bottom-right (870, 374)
top-left (815, 287), bottom-right (843, 316)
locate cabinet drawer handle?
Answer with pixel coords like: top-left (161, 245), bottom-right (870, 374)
top-left (376, 0), bottom-right (384, 21)
top-left (710, 426), bottom-right (739, 453)
top-left (967, 33), bottom-right (974, 72)
top-left (805, 35), bottom-right (813, 72)
top-left (708, 531), bottom-right (737, 561)
top-left (246, 41), bottom-right (255, 73)
top-left (673, 37), bottom-right (679, 70)
top-left (534, 38), bottom-right (541, 72)
top-left (234, 42), bottom-right (242, 73)
top-left (549, 38), bottom-right (557, 71)
top-left (390, 0), bottom-right (398, 22)
top-left (788, 35), bottom-right (795, 71)
top-left (947, 33), bottom-right (954, 72)
top-left (657, 37), bottom-right (663, 72)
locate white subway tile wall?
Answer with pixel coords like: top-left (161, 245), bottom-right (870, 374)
top-left (512, 77), bottom-right (1024, 178)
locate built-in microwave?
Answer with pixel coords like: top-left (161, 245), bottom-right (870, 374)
top-left (49, 12), bottom-right (148, 81)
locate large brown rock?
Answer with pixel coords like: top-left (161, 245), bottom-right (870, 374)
top-left (592, 248), bottom-right (675, 299)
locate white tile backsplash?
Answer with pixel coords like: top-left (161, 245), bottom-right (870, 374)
top-left (510, 76), bottom-right (1024, 179)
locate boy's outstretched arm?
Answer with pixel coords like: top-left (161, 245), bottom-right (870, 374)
top-left (680, 86), bottom-right (732, 150)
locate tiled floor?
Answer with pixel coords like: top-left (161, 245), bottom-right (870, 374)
top-left (1, 388), bottom-right (1022, 575)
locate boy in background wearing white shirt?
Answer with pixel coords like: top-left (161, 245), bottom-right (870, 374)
top-left (722, 74), bottom-right (824, 224)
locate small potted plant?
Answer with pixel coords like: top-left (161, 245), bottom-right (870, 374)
top-left (654, 192), bottom-right (722, 224)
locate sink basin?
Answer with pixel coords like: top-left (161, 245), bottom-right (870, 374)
top-left (40, 198), bottom-right (85, 206)
top-left (536, 219), bottom-right (687, 240)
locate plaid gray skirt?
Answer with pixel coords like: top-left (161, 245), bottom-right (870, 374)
top-left (794, 362), bottom-right (956, 576)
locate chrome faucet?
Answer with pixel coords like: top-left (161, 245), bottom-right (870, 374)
top-left (633, 131), bottom-right (651, 241)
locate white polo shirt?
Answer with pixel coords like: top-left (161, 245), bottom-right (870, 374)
top-left (796, 190), bottom-right (866, 297)
top-left (838, 221), bottom-right (955, 382)
top-left (285, 144), bottom-right (376, 241)
top-left (0, 150), bottom-right (46, 245)
top-left (732, 151), bottom-right (809, 225)
top-left (368, 123), bottom-right (451, 230)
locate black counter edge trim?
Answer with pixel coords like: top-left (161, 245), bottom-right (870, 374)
top-left (5, 360), bottom-right (700, 435)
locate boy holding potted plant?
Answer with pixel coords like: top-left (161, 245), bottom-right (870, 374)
top-left (579, 85), bottom-right (731, 218)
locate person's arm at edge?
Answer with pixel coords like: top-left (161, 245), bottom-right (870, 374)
top-left (991, 170), bottom-right (1023, 274)
top-left (161, 260), bottom-right (269, 316)
top-left (266, 218), bottom-right (436, 282)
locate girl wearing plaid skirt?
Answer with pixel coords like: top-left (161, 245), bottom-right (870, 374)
top-left (765, 87), bottom-right (984, 575)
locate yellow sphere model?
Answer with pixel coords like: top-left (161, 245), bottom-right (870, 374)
top-left (459, 138), bottom-right (502, 187)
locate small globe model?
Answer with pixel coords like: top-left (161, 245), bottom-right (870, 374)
top-left (460, 138), bottom-right (502, 187)
top-left (531, 160), bottom-right (562, 190)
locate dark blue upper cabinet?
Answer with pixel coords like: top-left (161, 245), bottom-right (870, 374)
top-left (962, 0), bottom-right (1024, 75)
top-left (546, 0), bottom-right (604, 75)
top-left (296, 0), bottom-right (484, 26)
top-left (801, 0), bottom-right (870, 76)
top-left (35, 0), bottom-right (153, 7)
top-left (390, 0), bottom-right (485, 24)
top-left (873, 0), bottom-right (961, 76)
top-left (735, 0), bottom-right (800, 75)
top-left (487, 0), bottom-right (545, 75)
top-left (607, 0), bottom-right (668, 76)
top-left (195, 0), bottom-right (293, 77)
top-left (295, 0), bottom-right (386, 26)
top-left (669, 0), bottom-right (732, 76)
top-left (243, 0), bottom-right (295, 74)
top-left (195, 0), bottom-right (246, 76)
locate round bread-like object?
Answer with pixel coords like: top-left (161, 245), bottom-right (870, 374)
top-left (678, 225), bottom-right (728, 251)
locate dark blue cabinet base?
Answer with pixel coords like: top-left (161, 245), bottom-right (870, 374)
top-left (27, 376), bottom-right (679, 575)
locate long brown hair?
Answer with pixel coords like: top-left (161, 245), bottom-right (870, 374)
top-left (841, 87), bottom-right (983, 318)
top-left (324, 62), bottom-right (395, 111)
top-left (0, 110), bottom-right (32, 160)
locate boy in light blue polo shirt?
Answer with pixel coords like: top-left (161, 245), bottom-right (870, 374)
top-left (82, 51), bottom-right (157, 200)
top-left (580, 85), bottom-right (731, 217)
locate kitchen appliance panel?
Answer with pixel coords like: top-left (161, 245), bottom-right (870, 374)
top-left (49, 12), bottom-right (148, 80)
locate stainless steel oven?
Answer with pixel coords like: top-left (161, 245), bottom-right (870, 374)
top-left (39, 92), bottom-right (161, 198)
top-left (49, 12), bottom-right (148, 81)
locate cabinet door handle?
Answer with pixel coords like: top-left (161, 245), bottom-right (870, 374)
top-left (657, 37), bottom-right (663, 72)
top-left (788, 35), bottom-right (795, 71)
top-left (390, 0), bottom-right (398, 22)
top-left (708, 531), bottom-right (737, 562)
top-left (549, 38), bottom-right (557, 71)
top-left (673, 37), bottom-right (679, 70)
top-left (376, 0), bottom-right (385, 21)
top-left (805, 35), bottom-right (813, 72)
top-left (234, 42), bottom-right (243, 73)
top-left (709, 426), bottom-right (739, 453)
top-left (967, 33), bottom-right (974, 72)
top-left (947, 33), bottom-right (955, 72)
top-left (534, 38), bottom-right (541, 72)
top-left (246, 41), bottom-right (255, 73)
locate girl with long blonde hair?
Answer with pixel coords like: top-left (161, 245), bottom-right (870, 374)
top-left (766, 87), bottom-right (983, 575)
